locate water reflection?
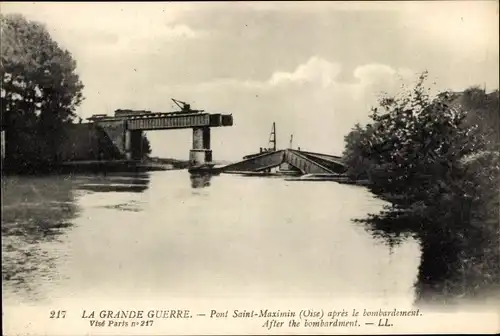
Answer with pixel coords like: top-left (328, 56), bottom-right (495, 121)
top-left (2, 172), bottom-right (152, 302)
top-left (1, 176), bottom-right (80, 302)
top-left (76, 172), bottom-right (151, 213)
top-left (356, 208), bottom-right (497, 307)
top-left (355, 210), bottom-right (419, 249)
top-left (77, 173), bottom-right (150, 193)
top-left (189, 173), bottom-right (212, 189)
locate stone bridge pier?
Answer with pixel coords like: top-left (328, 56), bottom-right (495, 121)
top-left (124, 129), bottom-right (143, 160)
top-left (124, 126), bottom-right (214, 164)
top-left (190, 127), bottom-right (212, 166)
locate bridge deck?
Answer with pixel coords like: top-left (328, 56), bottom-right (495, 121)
top-left (298, 150), bottom-right (344, 165)
top-left (222, 150), bottom-right (286, 173)
top-left (89, 112), bottom-right (233, 131)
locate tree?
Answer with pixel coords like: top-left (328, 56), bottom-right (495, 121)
top-left (344, 72), bottom-right (486, 207)
top-left (1, 13), bottom-right (84, 169)
top-left (140, 134), bottom-right (152, 158)
top-left (343, 72), bottom-right (500, 301)
top-left (343, 123), bottom-right (376, 180)
top-left (459, 87), bottom-right (500, 150)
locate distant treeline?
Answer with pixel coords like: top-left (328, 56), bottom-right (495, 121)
top-left (148, 157), bottom-right (190, 169)
top-left (343, 72), bottom-right (500, 303)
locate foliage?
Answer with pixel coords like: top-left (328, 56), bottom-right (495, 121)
top-left (343, 72), bottom-right (500, 302)
top-left (1, 13), bottom-right (84, 169)
top-left (140, 134), bottom-right (152, 158)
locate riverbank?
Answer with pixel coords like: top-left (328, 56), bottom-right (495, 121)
top-left (1, 158), bottom-right (190, 176)
top-left (60, 160), bottom-right (178, 173)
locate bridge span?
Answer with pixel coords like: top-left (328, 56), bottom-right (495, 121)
top-left (87, 103), bottom-right (232, 166)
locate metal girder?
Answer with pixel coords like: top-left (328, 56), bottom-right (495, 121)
top-left (284, 150), bottom-right (335, 174)
top-left (296, 150), bottom-right (345, 165)
top-left (221, 149), bottom-right (340, 174)
top-left (222, 150), bottom-right (286, 173)
top-left (91, 113), bottom-right (232, 131)
top-left (298, 152), bottom-right (347, 173)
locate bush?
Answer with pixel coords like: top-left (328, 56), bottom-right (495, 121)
top-left (344, 72), bottom-right (500, 302)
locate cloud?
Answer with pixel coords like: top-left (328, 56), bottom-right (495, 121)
top-left (1, 2), bottom-right (205, 57)
top-left (355, 63), bottom-right (416, 84)
top-left (86, 23), bottom-right (204, 57)
top-left (269, 57), bottom-right (342, 87)
top-left (354, 64), bottom-right (395, 81)
top-left (0, 2), bottom-right (196, 29)
top-left (190, 57), bottom-right (411, 93)
top-left (265, 58), bottom-right (415, 96)
top-left (143, 57), bottom-right (418, 160)
top-left (239, 1), bottom-right (406, 13)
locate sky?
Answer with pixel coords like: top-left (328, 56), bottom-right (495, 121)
top-left (2, 1), bottom-right (499, 160)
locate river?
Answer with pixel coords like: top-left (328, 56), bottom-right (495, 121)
top-left (2, 170), bottom-right (421, 307)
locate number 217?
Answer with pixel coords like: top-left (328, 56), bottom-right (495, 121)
top-left (50, 310), bottom-right (66, 318)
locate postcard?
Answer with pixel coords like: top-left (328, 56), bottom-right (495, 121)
top-left (1, 1), bottom-right (499, 335)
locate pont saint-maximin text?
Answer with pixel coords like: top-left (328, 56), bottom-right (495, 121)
top-left (217, 309), bottom-right (298, 318)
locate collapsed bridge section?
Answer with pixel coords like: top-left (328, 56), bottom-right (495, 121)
top-left (221, 149), bottom-right (346, 175)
